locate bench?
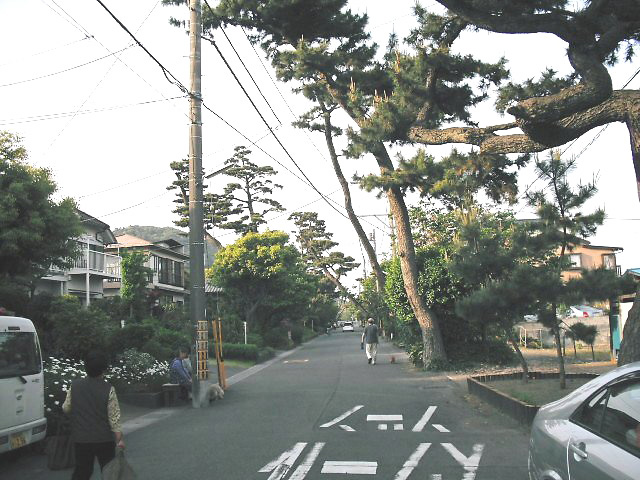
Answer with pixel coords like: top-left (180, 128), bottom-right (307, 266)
top-left (162, 383), bottom-right (185, 407)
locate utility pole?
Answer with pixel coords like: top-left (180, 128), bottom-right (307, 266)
top-left (188, 0), bottom-right (210, 408)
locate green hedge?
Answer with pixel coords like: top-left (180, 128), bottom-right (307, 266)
top-left (219, 343), bottom-right (276, 363)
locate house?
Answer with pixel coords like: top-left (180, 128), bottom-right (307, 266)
top-left (561, 241), bottom-right (623, 281)
top-left (104, 234), bottom-right (189, 305)
top-left (35, 210), bottom-right (121, 306)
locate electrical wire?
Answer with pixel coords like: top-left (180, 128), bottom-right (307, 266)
top-left (0, 96), bottom-right (186, 127)
top-left (0, 36), bottom-right (90, 69)
top-left (0, 45), bottom-right (135, 88)
top-left (219, 27), bottom-right (281, 125)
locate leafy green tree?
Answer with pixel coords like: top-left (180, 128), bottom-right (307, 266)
top-left (568, 322), bottom-right (598, 361)
top-left (207, 231), bottom-right (313, 338)
top-left (120, 251), bottom-right (152, 322)
top-left (0, 131), bottom-right (82, 290)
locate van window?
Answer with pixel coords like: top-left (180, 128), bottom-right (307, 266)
top-left (0, 331), bottom-right (42, 378)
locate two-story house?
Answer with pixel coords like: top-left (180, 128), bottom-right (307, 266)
top-left (103, 234), bottom-right (188, 305)
top-left (561, 241), bottom-right (623, 281)
top-left (35, 210), bottom-right (121, 306)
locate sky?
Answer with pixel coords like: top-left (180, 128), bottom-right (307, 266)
top-left (1, 0), bottom-right (639, 290)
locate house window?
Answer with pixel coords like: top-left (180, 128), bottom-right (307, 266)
top-left (602, 254), bottom-right (616, 270)
top-left (566, 253), bottom-right (582, 268)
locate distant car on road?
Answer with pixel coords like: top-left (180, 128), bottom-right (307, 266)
top-left (565, 305), bottom-right (604, 318)
top-left (342, 322), bottom-right (354, 332)
top-left (528, 361), bottom-right (640, 480)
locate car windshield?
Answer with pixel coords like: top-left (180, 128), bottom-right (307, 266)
top-left (0, 332), bottom-right (41, 379)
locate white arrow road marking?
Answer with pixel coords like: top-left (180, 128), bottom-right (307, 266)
top-left (441, 443), bottom-right (485, 480)
top-left (412, 406), bottom-right (438, 432)
top-left (321, 461), bottom-right (377, 475)
top-left (432, 424), bottom-right (450, 433)
top-left (288, 442), bottom-right (325, 480)
top-left (320, 405), bottom-right (364, 428)
top-left (259, 442), bottom-right (307, 480)
top-left (339, 425), bottom-right (355, 432)
top-left (393, 443), bottom-right (431, 480)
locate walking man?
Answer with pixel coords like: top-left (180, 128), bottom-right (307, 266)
top-left (362, 318), bottom-right (379, 365)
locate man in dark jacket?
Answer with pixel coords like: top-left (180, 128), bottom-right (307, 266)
top-left (63, 351), bottom-right (124, 480)
top-left (361, 318), bottom-right (379, 365)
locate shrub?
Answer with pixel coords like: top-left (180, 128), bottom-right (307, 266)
top-left (290, 325), bottom-right (304, 344)
top-left (48, 297), bottom-right (112, 359)
top-left (246, 333), bottom-right (264, 347)
top-left (108, 324), bottom-right (155, 356)
top-left (263, 326), bottom-right (294, 349)
top-left (257, 347), bottom-right (276, 363)
top-left (221, 343), bottom-right (259, 362)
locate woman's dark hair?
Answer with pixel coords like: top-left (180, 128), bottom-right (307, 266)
top-left (84, 351), bottom-right (109, 377)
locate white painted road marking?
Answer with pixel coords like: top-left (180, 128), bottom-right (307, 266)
top-left (441, 443), bottom-right (485, 480)
top-left (339, 425), bottom-right (355, 432)
top-left (377, 424), bottom-right (388, 431)
top-left (321, 461), bottom-right (378, 475)
top-left (320, 405), bottom-right (364, 428)
top-left (393, 443), bottom-right (431, 480)
top-left (288, 442), bottom-right (325, 480)
top-left (367, 414), bottom-right (403, 422)
top-left (432, 424), bottom-right (450, 433)
top-left (412, 406), bottom-right (438, 432)
top-left (259, 442), bottom-right (307, 480)
top-left (394, 424), bottom-right (404, 431)
top-left (283, 359), bottom-right (309, 364)
top-left (430, 475), bottom-right (442, 480)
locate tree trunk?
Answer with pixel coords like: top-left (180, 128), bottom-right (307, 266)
top-left (508, 332), bottom-right (529, 383)
top-left (624, 96), bottom-right (640, 199)
top-left (591, 344), bottom-right (595, 361)
top-left (572, 338), bottom-right (577, 358)
top-left (321, 106), bottom-right (386, 295)
top-left (618, 285), bottom-right (640, 365)
top-left (381, 161), bottom-right (446, 366)
top-left (554, 326), bottom-right (566, 389)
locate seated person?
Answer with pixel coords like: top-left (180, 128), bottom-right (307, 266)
top-left (170, 349), bottom-right (192, 399)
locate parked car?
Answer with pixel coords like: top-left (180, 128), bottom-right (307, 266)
top-left (528, 361), bottom-right (640, 480)
top-left (342, 322), bottom-right (354, 332)
top-left (565, 305), bottom-right (604, 318)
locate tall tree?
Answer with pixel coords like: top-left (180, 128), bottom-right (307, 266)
top-left (289, 211), bottom-right (367, 315)
top-left (527, 150), bottom-right (605, 388)
top-left (219, 145), bottom-right (284, 235)
top-left (120, 251), bottom-right (153, 322)
top-left (0, 131), bottom-right (81, 290)
top-left (194, 1), bottom-right (507, 366)
top-left (400, 1), bottom-right (640, 198)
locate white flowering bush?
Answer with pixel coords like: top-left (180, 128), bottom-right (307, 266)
top-left (44, 353), bottom-right (170, 430)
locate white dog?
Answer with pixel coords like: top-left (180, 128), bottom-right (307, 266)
top-left (208, 383), bottom-right (225, 402)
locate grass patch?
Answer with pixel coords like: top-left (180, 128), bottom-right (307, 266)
top-left (485, 376), bottom-right (593, 406)
top-left (209, 358), bottom-right (255, 369)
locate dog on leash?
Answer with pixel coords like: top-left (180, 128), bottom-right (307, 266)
top-left (208, 383), bottom-right (225, 402)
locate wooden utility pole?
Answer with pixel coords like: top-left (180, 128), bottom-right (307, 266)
top-left (188, 0), bottom-right (210, 407)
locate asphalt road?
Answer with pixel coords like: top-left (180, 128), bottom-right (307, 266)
top-left (1, 330), bottom-right (530, 479)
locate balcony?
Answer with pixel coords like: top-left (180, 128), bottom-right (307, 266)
top-left (70, 251), bottom-right (121, 278)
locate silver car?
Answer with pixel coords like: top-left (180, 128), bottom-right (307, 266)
top-left (528, 361), bottom-right (640, 480)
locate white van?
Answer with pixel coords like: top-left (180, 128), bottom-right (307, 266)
top-left (0, 316), bottom-right (47, 453)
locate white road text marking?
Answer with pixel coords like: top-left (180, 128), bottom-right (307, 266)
top-left (441, 443), bottom-right (485, 480)
top-left (321, 461), bottom-right (377, 475)
top-left (393, 443), bottom-right (431, 480)
top-left (320, 405), bottom-right (364, 428)
top-left (288, 442), bottom-right (325, 480)
top-left (412, 406), bottom-right (438, 432)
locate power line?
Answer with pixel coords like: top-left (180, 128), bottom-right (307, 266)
top-left (240, 26), bottom-right (329, 164)
top-left (0, 36), bottom-right (90, 68)
top-left (219, 27), bottom-right (281, 125)
top-left (94, 0), bottom-right (191, 95)
top-left (0, 96), bottom-right (186, 126)
top-left (43, 0), bottom-right (92, 38)
top-left (0, 45), bottom-right (135, 88)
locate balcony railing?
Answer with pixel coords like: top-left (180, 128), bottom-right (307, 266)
top-left (72, 251), bottom-right (121, 278)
